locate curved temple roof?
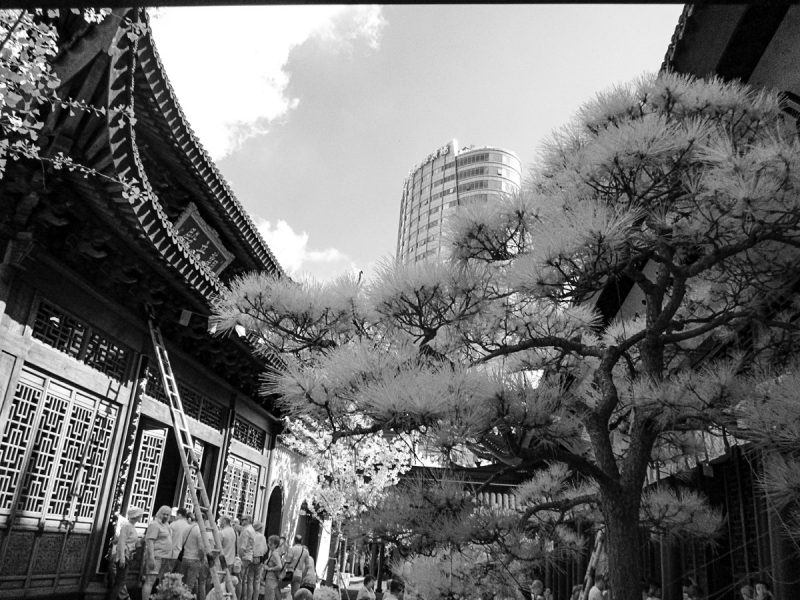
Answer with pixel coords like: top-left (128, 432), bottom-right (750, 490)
top-left (51, 8), bottom-right (284, 304)
top-left (134, 14), bottom-right (285, 279)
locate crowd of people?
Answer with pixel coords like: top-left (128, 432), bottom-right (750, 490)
top-left (528, 573), bottom-right (776, 600)
top-left (108, 512), bottom-right (777, 600)
top-left (107, 505), bottom-right (320, 600)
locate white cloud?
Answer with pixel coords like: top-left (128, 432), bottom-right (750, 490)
top-left (314, 5), bottom-right (386, 51)
top-left (149, 6), bottom-right (386, 158)
top-left (255, 218), bottom-right (356, 281)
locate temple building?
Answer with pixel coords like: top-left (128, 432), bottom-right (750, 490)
top-left (0, 9), bottom-right (323, 598)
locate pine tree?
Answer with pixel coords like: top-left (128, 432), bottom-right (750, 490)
top-left (212, 72), bottom-right (800, 600)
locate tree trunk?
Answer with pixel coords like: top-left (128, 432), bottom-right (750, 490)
top-left (602, 491), bottom-right (643, 600)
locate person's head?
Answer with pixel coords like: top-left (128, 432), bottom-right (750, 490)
top-left (293, 534), bottom-right (303, 545)
top-left (572, 584), bottom-right (584, 600)
top-left (155, 505), bottom-right (172, 522)
top-left (293, 589), bottom-right (313, 600)
top-left (241, 515), bottom-right (253, 526)
top-left (279, 535), bottom-right (287, 544)
top-left (254, 522), bottom-right (264, 532)
top-left (363, 575), bottom-right (375, 590)
top-left (532, 580), bottom-right (544, 594)
top-left (740, 585), bottom-right (754, 600)
top-left (127, 506), bottom-right (144, 523)
top-left (755, 582), bottom-right (771, 596)
top-left (268, 534), bottom-right (281, 549)
top-left (389, 579), bottom-right (405, 598)
top-left (176, 507), bottom-right (189, 520)
top-left (219, 515), bottom-right (231, 527)
top-left (594, 574), bottom-right (607, 591)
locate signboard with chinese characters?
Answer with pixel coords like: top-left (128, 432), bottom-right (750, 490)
top-left (173, 203), bottom-right (234, 274)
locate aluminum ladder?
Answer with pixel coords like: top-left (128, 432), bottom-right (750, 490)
top-left (147, 308), bottom-right (237, 600)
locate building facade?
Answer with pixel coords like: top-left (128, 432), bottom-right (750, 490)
top-left (396, 140), bottom-right (521, 264)
top-left (0, 9), bottom-right (323, 598)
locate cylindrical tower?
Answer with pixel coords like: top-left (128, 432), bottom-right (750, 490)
top-left (396, 139), bottom-right (522, 264)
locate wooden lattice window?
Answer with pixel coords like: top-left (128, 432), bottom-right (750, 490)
top-left (0, 368), bottom-right (118, 530)
top-left (127, 426), bottom-right (167, 526)
top-left (181, 385), bottom-right (225, 431)
top-left (144, 366), bottom-right (226, 431)
top-left (232, 417), bottom-right (267, 452)
top-left (32, 300), bottom-right (131, 381)
top-left (218, 456), bottom-right (259, 520)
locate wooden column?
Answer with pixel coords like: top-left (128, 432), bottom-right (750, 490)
top-left (376, 543), bottom-right (385, 593)
top-left (659, 536), bottom-right (682, 600)
top-left (101, 355), bottom-right (148, 562)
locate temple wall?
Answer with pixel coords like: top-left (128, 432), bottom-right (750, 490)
top-left (0, 251), bottom-right (281, 598)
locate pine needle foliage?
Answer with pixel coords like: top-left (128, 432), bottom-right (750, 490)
top-left (212, 73), bottom-right (800, 600)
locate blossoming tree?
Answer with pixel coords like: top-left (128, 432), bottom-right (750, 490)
top-left (212, 73), bottom-right (800, 600)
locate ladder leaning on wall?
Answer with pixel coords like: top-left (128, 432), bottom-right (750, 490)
top-left (579, 529), bottom-right (605, 600)
top-left (146, 306), bottom-right (237, 600)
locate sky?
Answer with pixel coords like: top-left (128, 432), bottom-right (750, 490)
top-left (149, 4), bottom-right (685, 281)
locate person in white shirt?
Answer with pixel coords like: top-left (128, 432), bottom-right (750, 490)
top-left (588, 574), bottom-right (607, 600)
top-left (263, 535), bottom-right (283, 600)
top-left (182, 519), bottom-right (214, 600)
top-left (238, 515), bottom-right (257, 600)
top-left (285, 535), bottom-right (308, 598)
top-left (356, 575), bottom-right (376, 600)
top-left (170, 508), bottom-right (192, 572)
top-left (107, 507), bottom-right (143, 600)
top-left (252, 522), bottom-right (268, 600)
top-left (299, 552), bottom-right (317, 593)
top-left (142, 505), bottom-right (174, 600)
top-left (218, 516), bottom-right (237, 571)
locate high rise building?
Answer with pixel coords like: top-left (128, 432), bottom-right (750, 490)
top-left (396, 139), bottom-right (522, 264)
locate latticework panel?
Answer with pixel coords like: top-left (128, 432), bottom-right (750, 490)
top-left (0, 368), bottom-right (119, 526)
top-left (31, 300), bottom-right (130, 381)
top-left (232, 417), bottom-right (267, 452)
top-left (48, 393), bottom-right (118, 522)
top-left (47, 396), bottom-right (94, 518)
top-left (19, 381), bottom-right (71, 514)
top-left (0, 371), bottom-right (43, 512)
top-left (144, 365), bottom-right (226, 431)
top-left (144, 366), bottom-right (169, 404)
top-left (181, 385), bottom-right (225, 430)
top-left (128, 427), bottom-right (167, 525)
top-left (32, 301), bottom-right (86, 359)
top-left (83, 331), bottom-right (130, 380)
top-left (218, 456), bottom-right (259, 520)
top-left (78, 401), bottom-right (118, 520)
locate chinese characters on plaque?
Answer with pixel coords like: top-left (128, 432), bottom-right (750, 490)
top-left (173, 203), bottom-right (234, 274)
